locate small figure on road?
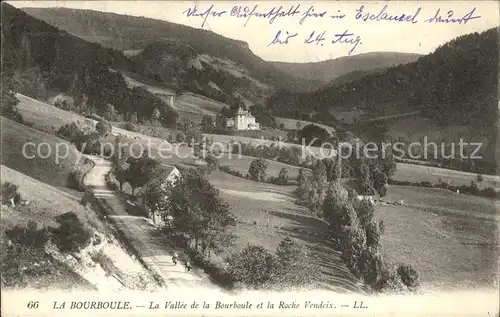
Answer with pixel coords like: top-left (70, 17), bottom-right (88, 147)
top-left (172, 252), bottom-right (178, 266)
top-left (185, 261), bottom-right (192, 273)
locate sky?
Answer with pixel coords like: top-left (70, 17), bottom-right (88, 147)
top-left (8, 1), bottom-right (500, 63)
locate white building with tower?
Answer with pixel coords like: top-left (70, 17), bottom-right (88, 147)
top-left (225, 106), bottom-right (260, 131)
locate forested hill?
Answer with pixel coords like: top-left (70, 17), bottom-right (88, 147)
top-left (1, 3), bottom-right (178, 126)
top-left (267, 28), bottom-right (499, 128)
top-left (22, 7), bottom-right (321, 93)
top-left (271, 52), bottom-right (421, 84)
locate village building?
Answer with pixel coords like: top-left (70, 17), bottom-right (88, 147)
top-left (225, 106), bottom-right (260, 131)
top-left (136, 164), bottom-right (181, 224)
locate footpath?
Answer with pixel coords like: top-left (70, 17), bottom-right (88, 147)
top-left (83, 156), bottom-right (218, 291)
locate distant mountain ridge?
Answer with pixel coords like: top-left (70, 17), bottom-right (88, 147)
top-left (21, 7), bottom-right (323, 93)
top-left (267, 28), bottom-right (498, 129)
top-left (1, 3), bottom-right (178, 126)
top-left (270, 52), bottom-right (422, 84)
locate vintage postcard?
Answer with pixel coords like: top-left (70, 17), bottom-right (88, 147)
top-left (1, 1), bottom-right (499, 316)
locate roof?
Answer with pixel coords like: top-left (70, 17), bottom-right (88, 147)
top-left (137, 165), bottom-right (179, 196)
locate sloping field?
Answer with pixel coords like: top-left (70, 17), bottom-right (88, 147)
top-left (1, 117), bottom-right (81, 189)
top-left (208, 171), bottom-right (365, 293)
top-left (15, 93), bottom-right (80, 132)
top-left (217, 153), bottom-right (310, 182)
top-left (1, 165), bottom-right (99, 229)
top-left (378, 185), bottom-right (499, 291)
top-left (394, 162), bottom-right (500, 189)
top-left (175, 93), bottom-right (226, 115)
top-left (1, 166), bottom-right (160, 291)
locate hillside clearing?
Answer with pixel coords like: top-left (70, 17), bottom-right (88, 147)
top-left (1, 117), bottom-right (82, 190)
top-left (208, 171), bottom-right (365, 293)
top-left (1, 165), bottom-right (160, 291)
top-left (378, 185), bottom-right (499, 290)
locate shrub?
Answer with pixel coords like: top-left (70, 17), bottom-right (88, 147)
top-left (365, 220), bottom-right (382, 247)
top-left (396, 264), bottom-right (420, 291)
top-left (273, 237), bottom-right (313, 288)
top-left (51, 212), bottom-right (92, 253)
top-left (176, 132), bottom-right (186, 143)
top-left (248, 157), bottom-right (268, 182)
top-left (476, 174), bottom-right (484, 182)
top-left (96, 119), bottom-right (111, 136)
top-left (123, 122), bottom-right (137, 132)
top-left (374, 266), bottom-right (407, 293)
top-left (277, 168), bottom-right (289, 184)
top-left (226, 245), bottom-right (277, 289)
top-left (1, 182), bottom-right (21, 206)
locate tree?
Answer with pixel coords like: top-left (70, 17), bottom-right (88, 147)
top-left (52, 212), bottom-right (92, 253)
top-left (297, 124), bottom-right (330, 147)
top-left (273, 237), bottom-right (313, 288)
top-left (396, 264), bottom-right (420, 291)
top-left (152, 108), bottom-right (161, 121)
top-left (356, 199), bottom-right (375, 228)
top-left (322, 185), bottom-right (355, 231)
top-left (104, 103), bottom-right (117, 121)
top-left (125, 156), bottom-right (163, 195)
top-left (201, 115), bottom-right (214, 133)
top-left (279, 123), bottom-right (285, 130)
top-left (144, 178), bottom-right (169, 225)
top-left (312, 160), bottom-right (327, 184)
top-left (166, 170), bottom-right (235, 257)
top-left (1, 182), bottom-right (21, 207)
top-left (372, 167), bottom-right (388, 197)
top-left (1, 76), bottom-right (23, 123)
top-left (226, 245), bottom-right (277, 289)
top-left (297, 168), bottom-right (306, 187)
top-left (277, 168), bottom-right (289, 184)
top-left (365, 220), bottom-right (382, 247)
top-left (248, 157), bottom-right (267, 182)
top-left (177, 132), bottom-right (186, 143)
top-left (205, 152), bottom-right (219, 173)
top-left (96, 119), bottom-right (111, 136)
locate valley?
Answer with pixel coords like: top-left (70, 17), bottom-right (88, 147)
top-left (1, 1), bottom-right (498, 305)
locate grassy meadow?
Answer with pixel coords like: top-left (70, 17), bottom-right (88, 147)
top-left (378, 185), bottom-right (499, 290)
top-left (1, 117), bottom-right (82, 190)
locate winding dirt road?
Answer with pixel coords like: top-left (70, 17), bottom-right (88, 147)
top-left (83, 156), bottom-right (218, 291)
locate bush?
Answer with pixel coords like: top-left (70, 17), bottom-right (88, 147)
top-left (96, 119), bottom-right (111, 136)
top-left (397, 264), bottom-right (420, 291)
top-left (225, 245), bottom-right (277, 289)
top-left (476, 174), bottom-right (484, 182)
top-left (51, 212), bottom-right (92, 253)
top-left (248, 157), bottom-right (268, 182)
top-left (273, 237), bottom-right (313, 288)
top-left (1, 182), bottom-right (21, 206)
top-left (123, 122), bottom-right (137, 132)
top-left (277, 168), bottom-right (289, 184)
top-left (186, 248), bottom-right (235, 289)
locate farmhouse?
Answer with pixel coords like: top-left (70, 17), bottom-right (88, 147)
top-left (136, 164), bottom-right (181, 215)
top-left (225, 106), bottom-right (260, 131)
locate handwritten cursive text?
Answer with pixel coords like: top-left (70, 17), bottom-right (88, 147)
top-left (355, 4), bottom-right (421, 24)
top-left (424, 7), bottom-right (481, 24)
top-left (183, 5), bottom-right (226, 27)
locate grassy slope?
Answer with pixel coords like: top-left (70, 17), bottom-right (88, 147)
top-left (1, 117), bottom-right (81, 190)
top-left (207, 171), bottom-right (365, 293)
top-left (378, 185), bottom-right (499, 290)
top-left (0, 165), bottom-right (97, 290)
top-left (393, 162), bottom-right (500, 190)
